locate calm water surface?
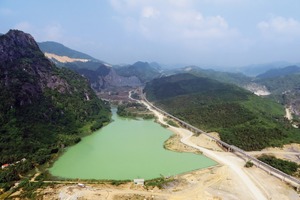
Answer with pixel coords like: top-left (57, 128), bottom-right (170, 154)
top-left (49, 108), bottom-right (217, 180)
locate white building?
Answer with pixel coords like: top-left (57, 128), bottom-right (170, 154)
top-left (133, 179), bottom-right (144, 185)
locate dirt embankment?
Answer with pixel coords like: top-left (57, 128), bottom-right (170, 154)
top-left (249, 143), bottom-right (300, 164)
top-left (44, 53), bottom-right (89, 63)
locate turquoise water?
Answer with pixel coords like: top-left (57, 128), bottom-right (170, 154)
top-left (49, 108), bottom-right (216, 180)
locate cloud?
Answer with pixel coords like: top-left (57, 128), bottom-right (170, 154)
top-left (167, 10), bottom-right (238, 40)
top-left (110, 0), bottom-right (238, 41)
top-left (109, 0), bottom-right (141, 12)
top-left (258, 16), bottom-right (300, 40)
top-left (141, 6), bottom-right (160, 18)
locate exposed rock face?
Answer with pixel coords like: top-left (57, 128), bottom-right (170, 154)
top-left (102, 68), bottom-right (141, 87)
top-left (0, 30), bottom-right (71, 107)
top-left (283, 90), bottom-right (300, 118)
top-left (243, 83), bottom-right (270, 96)
top-left (0, 29), bottom-right (39, 59)
top-left (75, 67), bottom-right (142, 92)
top-left (38, 40), bottom-right (146, 91)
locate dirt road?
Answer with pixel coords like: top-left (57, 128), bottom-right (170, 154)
top-left (142, 100), bottom-right (267, 200)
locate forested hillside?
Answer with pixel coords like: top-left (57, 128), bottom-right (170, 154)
top-left (115, 61), bottom-right (161, 83)
top-left (169, 66), bottom-right (252, 87)
top-left (256, 65), bottom-right (300, 79)
top-left (144, 73), bottom-right (299, 151)
top-left (255, 66), bottom-right (300, 118)
top-left (0, 30), bottom-right (110, 186)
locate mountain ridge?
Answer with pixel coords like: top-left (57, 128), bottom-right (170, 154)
top-left (38, 41), bottom-right (97, 61)
top-left (256, 65), bottom-right (300, 79)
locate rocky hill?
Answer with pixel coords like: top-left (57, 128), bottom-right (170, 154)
top-left (0, 30), bottom-right (110, 185)
top-left (38, 42), bottom-right (142, 91)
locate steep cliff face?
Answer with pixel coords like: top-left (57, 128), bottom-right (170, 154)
top-left (73, 65), bottom-right (141, 91)
top-left (0, 30), bottom-right (110, 175)
top-left (0, 30), bottom-right (73, 107)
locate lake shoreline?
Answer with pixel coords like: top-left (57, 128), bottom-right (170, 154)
top-left (48, 107), bottom-right (217, 180)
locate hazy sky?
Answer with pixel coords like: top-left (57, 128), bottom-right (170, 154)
top-left (1, 0), bottom-right (300, 67)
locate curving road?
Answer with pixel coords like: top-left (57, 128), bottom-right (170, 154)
top-left (140, 98), bottom-right (268, 200)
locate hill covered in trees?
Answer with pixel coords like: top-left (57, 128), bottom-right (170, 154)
top-left (0, 30), bottom-right (110, 186)
top-left (254, 66), bottom-right (300, 118)
top-left (144, 73), bottom-right (299, 151)
top-left (256, 65), bottom-right (300, 79)
top-left (115, 61), bottom-right (161, 83)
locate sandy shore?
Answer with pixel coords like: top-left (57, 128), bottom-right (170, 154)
top-left (38, 100), bottom-right (299, 200)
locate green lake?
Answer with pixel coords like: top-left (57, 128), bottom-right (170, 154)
top-left (49, 108), bottom-right (217, 180)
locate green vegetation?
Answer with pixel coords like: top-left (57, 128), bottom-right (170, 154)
top-left (144, 73), bottom-right (298, 151)
top-left (182, 66), bottom-right (253, 86)
top-left (110, 180), bottom-right (130, 186)
top-left (144, 177), bottom-right (175, 189)
top-left (257, 74), bottom-right (300, 97)
top-left (255, 72), bottom-right (300, 121)
top-left (13, 179), bottom-right (46, 199)
top-left (258, 155), bottom-right (299, 175)
top-left (256, 65), bottom-right (300, 79)
top-left (245, 161), bottom-right (254, 168)
top-left (165, 119), bottom-right (179, 127)
top-left (115, 61), bottom-right (160, 83)
top-left (130, 92), bottom-right (141, 100)
top-left (0, 30), bottom-right (111, 191)
top-left (117, 102), bottom-right (154, 119)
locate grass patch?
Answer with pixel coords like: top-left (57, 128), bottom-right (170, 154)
top-left (145, 177), bottom-right (174, 189)
top-left (258, 155), bottom-right (299, 175)
top-left (245, 161), bottom-right (254, 168)
top-left (165, 119), bottom-right (179, 127)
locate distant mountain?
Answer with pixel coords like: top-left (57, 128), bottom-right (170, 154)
top-left (256, 65), bottom-right (300, 79)
top-left (0, 30), bottom-right (110, 184)
top-left (38, 41), bottom-right (142, 91)
top-left (255, 73), bottom-right (300, 117)
top-left (171, 66), bottom-right (253, 86)
top-left (38, 41), bottom-right (97, 61)
top-left (253, 66), bottom-right (300, 117)
top-left (237, 61), bottom-right (291, 77)
top-left (165, 65), bottom-right (273, 96)
top-left (149, 62), bottom-right (162, 70)
top-left (115, 61), bottom-right (161, 83)
top-left (144, 73), bottom-right (298, 151)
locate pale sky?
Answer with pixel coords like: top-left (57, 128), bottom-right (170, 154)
top-left (1, 0), bottom-right (300, 67)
